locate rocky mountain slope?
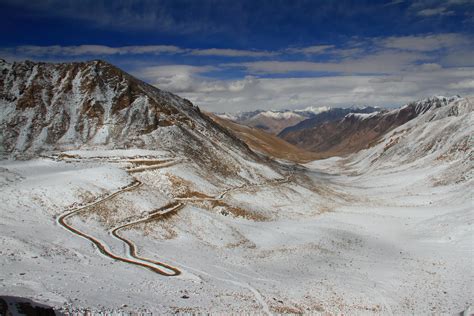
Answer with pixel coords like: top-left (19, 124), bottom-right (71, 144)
top-left (209, 112), bottom-right (322, 163)
top-left (0, 60), bottom-right (472, 314)
top-left (347, 96), bottom-right (473, 182)
top-left (280, 96), bottom-right (461, 157)
top-left (1, 94), bottom-right (471, 314)
top-left (278, 106), bottom-right (378, 136)
top-left (0, 59), bottom-right (279, 182)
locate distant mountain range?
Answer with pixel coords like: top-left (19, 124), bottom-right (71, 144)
top-left (2, 59), bottom-right (465, 164)
top-left (214, 96), bottom-right (464, 159)
top-left (277, 106), bottom-right (379, 136)
top-left (215, 105), bottom-right (376, 135)
top-left (1, 59), bottom-right (473, 314)
top-left (279, 96), bottom-right (462, 157)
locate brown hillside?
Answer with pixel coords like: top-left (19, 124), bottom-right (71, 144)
top-left (209, 113), bottom-right (322, 163)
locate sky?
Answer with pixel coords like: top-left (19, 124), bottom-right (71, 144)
top-left (0, 0), bottom-right (473, 112)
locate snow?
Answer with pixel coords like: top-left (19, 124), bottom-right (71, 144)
top-left (295, 105), bottom-right (331, 114)
top-left (1, 147), bottom-right (472, 314)
top-left (345, 111), bottom-right (380, 120)
top-left (0, 59), bottom-right (11, 71)
top-left (58, 69), bottom-right (84, 145)
top-left (0, 97), bottom-right (472, 314)
top-left (63, 149), bottom-right (172, 159)
top-left (14, 110), bottom-right (35, 151)
top-left (0, 159), bottom-right (130, 216)
top-left (257, 111), bottom-right (304, 120)
top-left (215, 113), bottom-right (238, 121)
top-left (216, 106), bottom-right (330, 122)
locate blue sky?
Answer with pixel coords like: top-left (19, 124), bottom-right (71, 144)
top-left (1, 0), bottom-right (473, 112)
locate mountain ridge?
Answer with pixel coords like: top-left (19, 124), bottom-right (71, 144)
top-left (278, 106), bottom-right (379, 137)
top-left (279, 96), bottom-right (462, 157)
top-left (0, 59), bottom-right (280, 182)
top-left (216, 105), bottom-right (378, 135)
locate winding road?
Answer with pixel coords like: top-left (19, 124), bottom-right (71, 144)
top-left (110, 202), bottom-right (184, 276)
top-left (56, 180), bottom-right (182, 275)
top-left (56, 160), bottom-right (186, 276)
top-left (57, 157), bottom-right (292, 276)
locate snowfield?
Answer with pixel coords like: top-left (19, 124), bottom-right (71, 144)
top-left (0, 98), bottom-right (473, 314)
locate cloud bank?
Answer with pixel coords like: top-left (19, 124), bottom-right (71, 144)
top-left (2, 33), bottom-right (473, 112)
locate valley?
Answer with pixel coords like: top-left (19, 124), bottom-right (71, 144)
top-left (0, 60), bottom-right (472, 314)
top-left (1, 120), bottom-right (472, 314)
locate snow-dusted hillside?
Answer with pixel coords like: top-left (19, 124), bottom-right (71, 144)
top-left (0, 59), bottom-right (472, 315)
top-left (217, 106), bottom-right (330, 122)
top-left (0, 59), bottom-right (200, 152)
top-left (280, 97), bottom-right (460, 157)
top-left (347, 96), bottom-right (473, 182)
top-left (278, 105), bottom-right (379, 136)
top-left (0, 95), bottom-right (472, 314)
top-left (0, 60), bottom-right (281, 184)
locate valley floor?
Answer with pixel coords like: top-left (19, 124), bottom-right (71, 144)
top-left (0, 150), bottom-right (472, 314)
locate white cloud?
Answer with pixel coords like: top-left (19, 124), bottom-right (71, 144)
top-left (331, 47), bottom-right (365, 57)
top-left (3, 33), bottom-right (473, 113)
top-left (137, 63), bottom-right (474, 112)
top-left (136, 65), bottom-right (216, 93)
top-left (417, 7), bottom-right (454, 16)
top-left (369, 76), bottom-right (404, 83)
top-left (448, 79), bottom-right (474, 89)
top-left (189, 48), bottom-right (276, 57)
top-left (134, 64), bottom-right (259, 95)
top-left (419, 63), bottom-right (443, 71)
top-left (178, 75), bottom-right (409, 112)
top-left (446, 0), bottom-right (472, 4)
top-left (5, 45), bottom-right (278, 59)
top-left (119, 45), bottom-right (185, 54)
top-left (383, 0), bottom-right (405, 6)
top-left (380, 33), bottom-right (469, 51)
top-left (285, 45), bottom-right (363, 57)
top-left (14, 45), bottom-right (185, 56)
top-left (286, 45), bottom-right (334, 55)
top-left (225, 50), bottom-right (428, 74)
top-left (441, 49), bottom-right (474, 66)
top-left (139, 65), bottom-right (214, 78)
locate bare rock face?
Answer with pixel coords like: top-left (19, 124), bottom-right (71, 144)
top-left (279, 96), bottom-right (462, 157)
top-left (0, 60), bottom-right (245, 151)
top-left (1, 60), bottom-right (199, 152)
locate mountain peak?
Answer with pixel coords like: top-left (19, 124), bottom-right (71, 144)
top-left (296, 105), bottom-right (331, 114)
top-left (0, 60), bottom-right (251, 162)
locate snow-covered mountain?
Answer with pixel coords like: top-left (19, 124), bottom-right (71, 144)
top-left (215, 106), bottom-right (332, 135)
top-left (0, 59), bottom-right (279, 182)
top-left (0, 64), bottom-right (472, 314)
top-left (0, 59), bottom-right (208, 152)
top-left (349, 96), bottom-right (473, 181)
top-left (279, 96), bottom-right (461, 157)
top-left (278, 106), bottom-right (379, 136)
